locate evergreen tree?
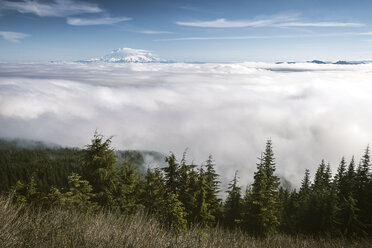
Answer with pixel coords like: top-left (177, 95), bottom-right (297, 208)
top-left (177, 150), bottom-right (198, 225)
top-left (224, 171), bottom-right (242, 228)
top-left (82, 132), bottom-right (117, 207)
top-left (159, 191), bottom-right (187, 231)
top-left (14, 176), bottom-right (41, 207)
top-left (246, 139), bottom-right (280, 237)
top-left (299, 169), bottom-right (311, 197)
top-left (48, 173), bottom-right (97, 211)
top-left (163, 152), bottom-right (180, 195)
top-left (355, 146), bottom-right (371, 234)
top-left (114, 161), bottom-right (143, 215)
top-left (142, 167), bottom-right (166, 215)
top-left (309, 160), bottom-right (338, 234)
top-left (193, 166), bottom-right (214, 227)
top-left (297, 169), bottom-right (313, 233)
top-left (204, 155), bottom-right (221, 224)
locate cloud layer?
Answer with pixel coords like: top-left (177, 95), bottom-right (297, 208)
top-left (1, 62), bottom-right (372, 188)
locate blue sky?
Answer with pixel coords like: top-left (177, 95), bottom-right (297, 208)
top-left (1, 0), bottom-right (372, 62)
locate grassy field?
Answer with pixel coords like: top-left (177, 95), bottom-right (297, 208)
top-left (0, 196), bottom-right (370, 248)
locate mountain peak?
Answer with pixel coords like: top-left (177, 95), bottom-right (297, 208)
top-left (78, 47), bottom-right (165, 63)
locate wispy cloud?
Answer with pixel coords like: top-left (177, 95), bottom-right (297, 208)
top-left (155, 31), bottom-right (372, 42)
top-left (66, 16), bottom-right (132, 26)
top-left (176, 15), bottom-right (364, 28)
top-left (277, 22), bottom-right (364, 27)
top-left (136, 30), bottom-right (173, 34)
top-left (357, 32), bottom-right (372, 35)
top-left (0, 0), bottom-right (102, 17)
top-left (176, 18), bottom-right (275, 28)
top-left (0, 31), bottom-right (29, 43)
top-left (155, 35), bottom-right (269, 41)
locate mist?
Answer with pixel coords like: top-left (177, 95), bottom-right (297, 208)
top-left (1, 62), bottom-right (372, 188)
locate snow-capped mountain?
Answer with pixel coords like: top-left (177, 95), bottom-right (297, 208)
top-left (78, 48), bottom-right (166, 63)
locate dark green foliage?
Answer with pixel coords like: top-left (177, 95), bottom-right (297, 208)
top-left (3, 134), bottom-right (372, 238)
top-left (142, 167), bottom-right (166, 215)
top-left (48, 173), bottom-right (97, 211)
top-left (204, 155), bottom-right (222, 224)
top-left (244, 139), bottom-right (280, 237)
top-left (355, 146), bottom-right (372, 234)
top-left (14, 176), bottom-right (41, 207)
top-left (114, 161), bottom-right (144, 215)
top-left (163, 152), bottom-right (180, 194)
top-left (193, 166), bottom-right (214, 227)
top-left (0, 139), bottom-right (83, 194)
top-left (159, 191), bottom-right (187, 231)
top-left (81, 132), bottom-right (117, 207)
top-left (224, 172), bottom-right (242, 228)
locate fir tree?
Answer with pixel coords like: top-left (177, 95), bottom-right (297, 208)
top-left (193, 166), bottom-right (214, 227)
top-left (224, 171), bottom-right (242, 228)
top-left (48, 173), bottom-right (97, 211)
top-left (163, 152), bottom-right (180, 195)
top-left (14, 176), bottom-right (41, 207)
top-left (142, 167), bottom-right (166, 215)
top-left (355, 146), bottom-right (371, 233)
top-left (82, 132), bottom-right (117, 207)
top-left (204, 155), bottom-right (221, 224)
top-left (247, 139), bottom-right (280, 237)
top-left (159, 191), bottom-right (187, 231)
top-left (114, 161), bottom-right (143, 215)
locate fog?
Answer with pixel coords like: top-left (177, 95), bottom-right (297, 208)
top-left (1, 61), bottom-right (372, 188)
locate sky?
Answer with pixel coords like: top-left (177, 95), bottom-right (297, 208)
top-left (1, 0), bottom-right (372, 62)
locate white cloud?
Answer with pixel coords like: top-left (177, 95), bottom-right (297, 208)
top-left (1, 62), bottom-right (372, 189)
top-left (137, 30), bottom-right (173, 34)
top-left (0, 31), bottom-right (28, 43)
top-left (1, 0), bottom-right (102, 17)
top-left (277, 22), bottom-right (364, 27)
top-left (357, 32), bottom-right (372, 35)
top-left (155, 31), bottom-right (372, 42)
top-left (176, 18), bottom-right (275, 28)
top-left (66, 16), bottom-right (132, 26)
top-left (176, 15), bottom-right (364, 28)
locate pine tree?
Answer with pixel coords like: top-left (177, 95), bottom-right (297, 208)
top-left (297, 169), bottom-right (313, 233)
top-left (224, 171), bottom-right (242, 229)
top-left (299, 169), bottom-right (311, 197)
top-left (14, 176), bottom-right (41, 207)
top-left (309, 160), bottom-right (338, 234)
top-left (163, 152), bottom-right (180, 195)
top-left (159, 191), bottom-right (187, 231)
top-left (334, 157), bottom-right (362, 236)
top-left (177, 150), bottom-right (197, 225)
top-left (247, 139), bottom-right (280, 237)
top-left (193, 166), bottom-right (214, 227)
top-left (82, 132), bottom-right (117, 207)
top-left (48, 173), bottom-right (97, 211)
top-left (355, 146), bottom-right (371, 234)
top-left (204, 155), bottom-right (221, 224)
top-left (114, 161), bottom-right (143, 215)
top-left (142, 167), bottom-right (166, 215)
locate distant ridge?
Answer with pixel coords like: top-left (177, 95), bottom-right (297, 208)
top-left (275, 60), bottom-right (372, 65)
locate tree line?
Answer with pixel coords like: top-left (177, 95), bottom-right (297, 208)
top-left (1, 134), bottom-right (372, 237)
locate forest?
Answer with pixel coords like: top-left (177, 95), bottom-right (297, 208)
top-left (0, 133), bottom-right (371, 247)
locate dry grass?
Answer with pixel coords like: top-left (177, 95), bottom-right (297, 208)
top-left (0, 196), bottom-right (370, 248)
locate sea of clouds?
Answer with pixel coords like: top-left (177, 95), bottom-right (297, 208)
top-left (1, 61), bottom-right (372, 188)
